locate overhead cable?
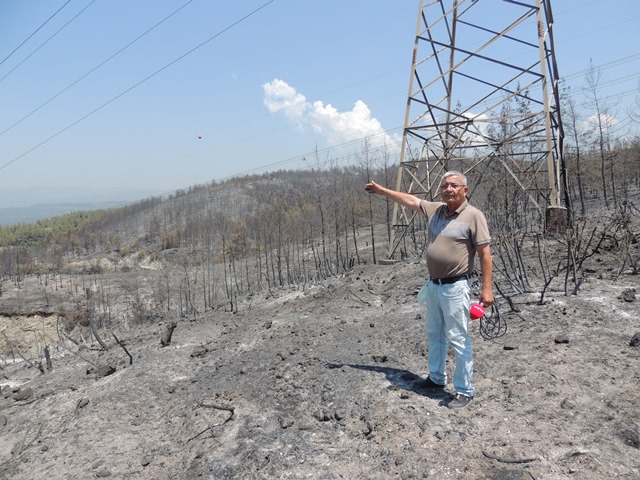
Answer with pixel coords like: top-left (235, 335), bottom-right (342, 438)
top-left (0, 0), bottom-right (275, 173)
top-left (0, 0), bottom-right (72, 67)
top-left (0, 1), bottom-right (97, 84)
top-left (0, 0), bottom-right (194, 138)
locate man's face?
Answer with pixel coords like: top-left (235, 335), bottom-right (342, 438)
top-left (439, 175), bottom-right (468, 210)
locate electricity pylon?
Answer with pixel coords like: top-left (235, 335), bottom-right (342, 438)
top-left (388, 0), bottom-right (568, 259)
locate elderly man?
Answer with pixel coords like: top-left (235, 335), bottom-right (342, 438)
top-left (365, 171), bottom-right (493, 409)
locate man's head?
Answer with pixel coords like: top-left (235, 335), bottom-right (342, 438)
top-left (439, 170), bottom-right (469, 211)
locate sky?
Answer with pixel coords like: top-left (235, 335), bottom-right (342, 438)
top-left (0, 0), bottom-right (639, 208)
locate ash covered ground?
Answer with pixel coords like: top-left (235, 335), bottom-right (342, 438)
top-left (1, 257), bottom-right (639, 479)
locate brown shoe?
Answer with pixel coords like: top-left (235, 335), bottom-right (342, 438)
top-left (415, 377), bottom-right (445, 390)
top-left (448, 394), bottom-right (472, 409)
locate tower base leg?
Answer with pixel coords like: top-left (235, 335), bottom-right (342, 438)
top-left (545, 206), bottom-right (568, 234)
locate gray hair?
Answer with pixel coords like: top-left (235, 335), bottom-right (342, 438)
top-left (441, 170), bottom-right (467, 186)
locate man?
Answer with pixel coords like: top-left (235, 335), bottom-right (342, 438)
top-left (364, 171), bottom-right (493, 409)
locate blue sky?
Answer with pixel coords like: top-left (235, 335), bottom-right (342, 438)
top-left (0, 0), bottom-right (639, 207)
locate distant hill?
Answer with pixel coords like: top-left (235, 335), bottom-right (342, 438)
top-left (0, 201), bottom-right (128, 226)
top-left (0, 186), bottom-right (165, 225)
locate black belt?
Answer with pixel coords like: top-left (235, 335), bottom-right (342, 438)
top-left (430, 274), bottom-right (469, 285)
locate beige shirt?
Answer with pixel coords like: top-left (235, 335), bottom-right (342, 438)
top-left (419, 199), bottom-right (491, 279)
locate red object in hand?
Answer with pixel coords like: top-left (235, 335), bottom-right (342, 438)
top-left (470, 303), bottom-right (485, 320)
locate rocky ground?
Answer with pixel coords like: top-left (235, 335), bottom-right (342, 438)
top-left (0, 253), bottom-right (639, 479)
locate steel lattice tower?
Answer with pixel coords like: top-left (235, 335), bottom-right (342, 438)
top-left (388, 0), bottom-right (567, 259)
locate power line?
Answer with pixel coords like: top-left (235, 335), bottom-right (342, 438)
top-left (0, 1), bottom-right (97, 84)
top-left (0, 0), bottom-right (72, 67)
top-left (1, 0), bottom-right (637, 197)
top-left (0, 0), bottom-right (275, 173)
top-left (555, 6), bottom-right (640, 48)
top-left (0, 0), bottom-right (194, 137)
top-left (563, 53), bottom-right (640, 83)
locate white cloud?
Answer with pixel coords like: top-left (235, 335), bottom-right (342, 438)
top-left (262, 79), bottom-right (399, 149)
top-left (584, 112), bottom-right (618, 132)
top-left (262, 79), bottom-right (308, 127)
top-left (459, 111), bottom-right (491, 143)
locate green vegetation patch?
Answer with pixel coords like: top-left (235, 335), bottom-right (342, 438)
top-left (0, 210), bottom-right (110, 248)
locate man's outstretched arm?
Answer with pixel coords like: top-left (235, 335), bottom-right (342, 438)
top-left (364, 181), bottom-right (422, 212)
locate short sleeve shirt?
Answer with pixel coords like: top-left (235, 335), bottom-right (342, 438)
top-left (419, 199), bottom-right (491, 278)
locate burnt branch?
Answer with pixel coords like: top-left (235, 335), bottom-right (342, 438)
top-left (111, 332), bottom-right (133, 365)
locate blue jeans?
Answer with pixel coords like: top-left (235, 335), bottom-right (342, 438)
top-left (424, 278), bottom-right (474, 397)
